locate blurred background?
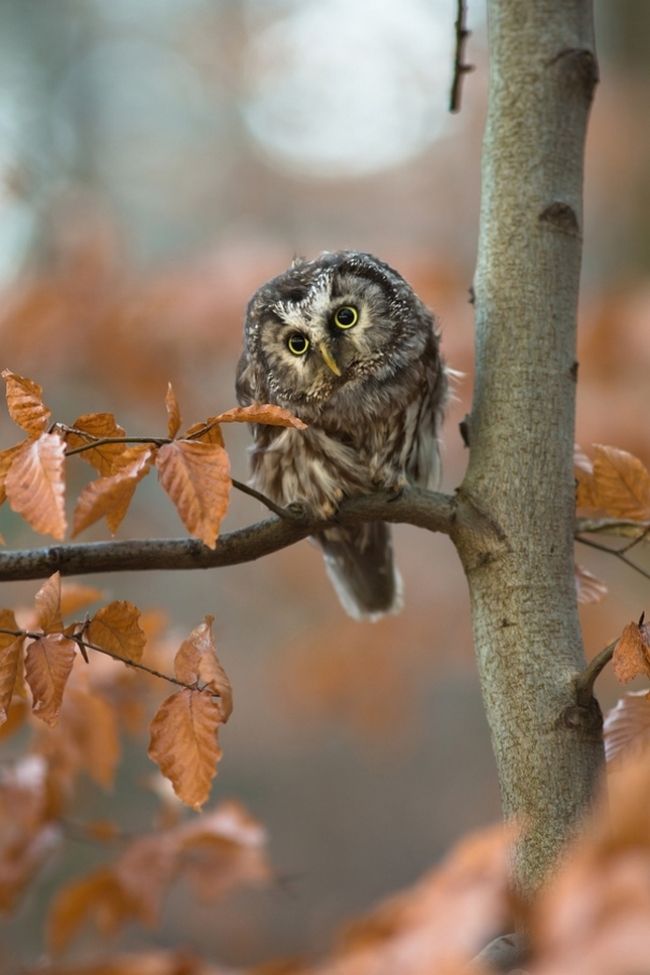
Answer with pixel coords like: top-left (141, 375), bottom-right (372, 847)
top-left (0, 0), bottom-right (649, 969)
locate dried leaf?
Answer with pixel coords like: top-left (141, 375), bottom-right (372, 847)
top-left (25, 634), bottom-right (76, 725)
top-left (47, 867), bottom-right (138, 954)
top-left (67, 412), bottom-right (139, 476)
top-left (165, 382), bottom-right (181, 439)
top-left (579, 444), bottom-right (650, 520)
top-left (72, 448), bottom-right (152, 537)
top-left (574, 563), bottom-right (607, 604)
top-left (0, 609), bottom-right (23, 723)
top-left (0, 442), bottom-right (26, 505)
top-left (61, 687), bottom-right (121, 790)
top-left (174, 616), bottom-right (232, 721)
top-left (613, 621), bottom-right (650, 683)
top-left (5, 432), bottom-right (67, 539)
top-left (215, 403), bottom-right (307, 430)
top-left (148, 689), bottom-right (223, 809)
top-left (34, 571), bottom-right (63, 633)
top-left (1, 369), bottom-right (51, 434)
top-left (60, 582), bottom-right (104, 617)
top-left (184, 416), bottom-right (225, 447)
top-left (156, 440), bottom-right (231, 549)
top-left (603, 691), bottom-right (650, 762)
top-left (86, 601), bottom-right (146, 662)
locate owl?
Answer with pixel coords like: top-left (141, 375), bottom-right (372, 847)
top-left (236, 251), bottom-right (447, 621)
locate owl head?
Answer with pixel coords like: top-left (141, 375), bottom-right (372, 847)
top-left (241, 251), bottom-right (435, 418)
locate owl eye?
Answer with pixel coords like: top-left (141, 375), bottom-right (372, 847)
top-left (287, 332), bottom-right (310, 356)
top-left (334, 306), bottom-right (359, 329)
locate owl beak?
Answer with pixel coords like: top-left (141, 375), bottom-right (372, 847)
top-left (318, 343), bottom-right (342, 377)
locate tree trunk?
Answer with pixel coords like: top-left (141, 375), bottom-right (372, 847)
top-left (454, 0), bottom-right (601, 896)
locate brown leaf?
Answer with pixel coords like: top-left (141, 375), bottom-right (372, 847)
top-left (1, 369), bottom-right (51, 434)
top-left (579, 444), bottom-right (650, 520)
top-left (215, 403), bottom-right (307, 430)
top-left (61, 687), bottom-right (121, 790)
top-left (0, 442), bottom-right (26, 506)
top-left (148, 689), bottom-right (223, 809)
top-left (156, 440), bottom-right (231, 549)
top-left (67, 412), bottom-right (140, 476)
top-left (613, 621), bottom-right (650, 683)
top-left (174, 616), bottom-right (232, 721)
top-left (0, 609), bottom-right (23, 723)
top-left (5, 432), bottom-right (67, 539)
top-left (34, 571), bottom-right (64, 633)
top-left (86, 601), bottom-right (146, 662)
top-left (60, 582), bottom-right (104, 617)
top-left (574, 563), bottom-right (607, 604)
top-left (603, 691), bottom-right (650, 762)
top-left (184, 416), bottom-right (225, 447)
top-left (165, 382), bottom-right (181, 439)
top-left (25, 634), bottom-right (76, 725)
top-left (72, 448), bottom-right (152, 537)
top-left (47, 867), bottom-right (139, 954)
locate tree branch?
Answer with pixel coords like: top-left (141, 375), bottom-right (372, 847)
top-left (0, 488), bottom-right (460, 582)
top-left (576, 534), bottom-right (650, 582)
top-left (449, 0), bottom-right (474, 113)
top-left (574, 639), bottom-right (617, 703)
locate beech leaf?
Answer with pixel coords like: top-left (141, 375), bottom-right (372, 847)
top-left (156, 440), bottom-right (231, 548)
top-left (603, 691), bottom-right (650, 762)
top-left (72, 448), bottom-right (152, 537)
top-left (148, 688), bottom-right (224, 809)
top-left (59, 582), bottom-right (104, 617)
top-left (66, 412), bottom-right (140, 476)
top-left (578, 444), bottom-right (650, 520)
top-left (34, 571), bottom-right (63, 633)
top-left (613, 620), bottom-right (650, 683)
top-left (86, 600), bottom-right (146, 662)
top-left (0, 442), bottom-right (26, 506)
top-left (174, 616), bottom-right (233, 721)
top-left (165, 382), bottom-right (181, 439)
top-left (184, 416), bottom-right (225, 447)
top-left (5, 432), bottom-right (67, 539)
top-left (1, 369), bottom-right (51, 434)
top-left (0, 609), bottom-right (23, 724)
top-left (25, 634), bottom-right (76, 725)
top-left (215, 403), bottom-right (307, 429)
top-left (47, 868), bottom-right (138, 954)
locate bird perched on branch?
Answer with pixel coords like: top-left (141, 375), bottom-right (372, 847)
top-left (236, 251), bottom-right (447, 620)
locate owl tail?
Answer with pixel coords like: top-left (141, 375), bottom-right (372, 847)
top-left (316, 523), bottom-right (403, 622)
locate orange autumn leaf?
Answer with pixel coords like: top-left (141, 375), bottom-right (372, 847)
top-left (577, 444), bottom-right (650, 520)
top-left (60, 687), bottom-right (121, 790)
top-left (174, 616), bottom-right (232, 722)
top-left (165, 382), bottom-right (181, 439)
top-left (603, 691), bottom-right (650, 762)
top-left (72, 448), bottom-right (152, 537)
top-left (25, 634), bottom-right (76, 725)
top-left (613, 619), bottom-right (650, 683)
top-left (86, 601), bottom-right (146, 663)
top-left (34, 571), bottom-right (63, 634)
top-left (0, 442), bottom-right (26, 506)
top-left (47, 867), bottom-right (139, 954)
top-left (0, 609), bottom-right (23, 724)
top-left (60, 582), bottom-right (104, 617)
top-left (215, 403), bottom-right (307, 429)
top-left (184, 416), bottom-right (225, 447)
top-left (156, 440), bottom-right (231, 548)
top-left (4, 432), bottom-right (67, 539)
top-left (1, 369), bottom-right (51, 435)
top-left (148, 688), bottom-right (224, 809)
top-left (66, 412), bottom-right (145, 476)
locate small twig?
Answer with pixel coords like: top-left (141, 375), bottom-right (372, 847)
top-left (576, 535), bottom-right (650, 582)
top-left (620, 523), bottom-right (650, 555)
top-left (575, 638), bottom-right (617, 702)
top-left (64, 436), bottom-right (167, 458)
top-left (449, 0), bottom-right (474, 113)
top-left (230, 478), bottom-right (304, 521)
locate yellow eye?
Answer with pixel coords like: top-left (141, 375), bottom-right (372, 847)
top-left (334, 306), bottom-right (358, 329)
top-left (287, 332), bottom-right (310, 356)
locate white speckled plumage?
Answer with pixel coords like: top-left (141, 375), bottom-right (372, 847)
top-left (237, 251), bottom-right (447, 620)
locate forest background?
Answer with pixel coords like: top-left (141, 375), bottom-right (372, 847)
top-left (0, 0), bottom-right (649, 970)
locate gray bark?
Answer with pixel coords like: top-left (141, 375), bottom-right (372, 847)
top-left (454, 0), bottom-right (602, 895)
